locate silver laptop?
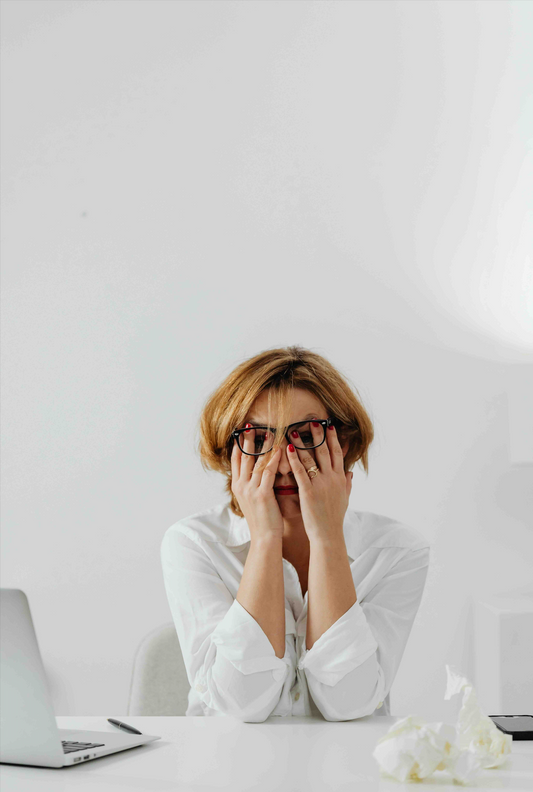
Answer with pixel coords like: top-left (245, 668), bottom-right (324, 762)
top-left (0, 589), bottom-right (160, 767)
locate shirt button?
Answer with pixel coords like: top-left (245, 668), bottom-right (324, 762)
top-left (377, 701), bottom-right (383, 709)
top-left (294, 692), bottom-right (300, 701)
top-left (195, 683), bottom-right (205, 693)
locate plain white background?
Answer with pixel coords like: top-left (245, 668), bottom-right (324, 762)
top-left (1, 0), bottom-right (532, 720)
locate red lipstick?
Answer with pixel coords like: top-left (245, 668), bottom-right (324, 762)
top-left (274, 486), bottom-right (298, 495)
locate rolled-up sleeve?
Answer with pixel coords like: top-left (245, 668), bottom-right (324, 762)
top-left (161, 528), bottom-right (292, 722)
top-left (297, 546), bottom-right (430, 721)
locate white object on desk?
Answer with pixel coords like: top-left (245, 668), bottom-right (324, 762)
top-left (0, 589), bottom-right (161, 769)
top-left (474, 596), bottom-right (533, 714)
top-left (1, 715), bottom-right (531, 792)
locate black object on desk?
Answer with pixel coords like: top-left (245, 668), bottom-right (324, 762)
top-left (489, 715), bottom-right (533, 740)
top-left (107, 718), bottom-right (143, 735)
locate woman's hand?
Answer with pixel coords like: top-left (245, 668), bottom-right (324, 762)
top-left (231, 426), bottom-right (285, 542)
top-left (286, 422), bottom-right (353, 542)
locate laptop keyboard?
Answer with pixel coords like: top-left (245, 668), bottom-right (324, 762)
top-left (62, 740), bottom-right (106, 754)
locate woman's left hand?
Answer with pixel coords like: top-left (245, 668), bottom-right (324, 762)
top-left (287, 422), bottom-right (353, 542)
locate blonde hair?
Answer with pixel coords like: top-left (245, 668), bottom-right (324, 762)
top-left (197, 345), bottom-right (374, 518)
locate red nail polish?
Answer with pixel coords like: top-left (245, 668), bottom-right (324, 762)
top-left (291, 430), bottom-right (299, 438)
top-left (312, 421), bottom-right (319, 427)
top-left (288, 444), bottom-right (295, 452)
top-left (328, 425), bottom-right (335, 431)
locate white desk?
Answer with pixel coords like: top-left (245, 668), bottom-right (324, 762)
top-left (1, 715), bottom-right (532, 791)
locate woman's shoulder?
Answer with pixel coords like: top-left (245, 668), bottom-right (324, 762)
top-left (161, 501), bottom-right (234, 550)
top-left (350, 508), bottom-right (430, 554)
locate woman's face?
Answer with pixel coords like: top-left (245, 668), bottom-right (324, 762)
top-left (242, 388), bottom-right (346, 518)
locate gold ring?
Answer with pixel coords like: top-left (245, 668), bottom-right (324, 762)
top-left (306, 466), bottom-right (319, 479)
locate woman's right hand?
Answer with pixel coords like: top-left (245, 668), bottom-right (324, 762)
top-left (231, 427), bottom-right (284, 542)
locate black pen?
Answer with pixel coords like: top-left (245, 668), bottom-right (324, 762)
top-left (107, 718), bottom-right (143, 735)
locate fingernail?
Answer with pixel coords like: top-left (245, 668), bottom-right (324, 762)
top-left (328, 425), bottom-right (335, 431)
top-left (291, 430), bottom-right (299, 438)
top-left (288, 444), bottom-right (295, 452)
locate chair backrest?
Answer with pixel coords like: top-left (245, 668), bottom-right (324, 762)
top-left (127, 622), bottom-right (190, 716)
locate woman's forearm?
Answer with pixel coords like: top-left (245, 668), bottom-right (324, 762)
top-left (237, 535), bottom-right (286, 658)
top-left (306, 533), bottom-right (357, 651)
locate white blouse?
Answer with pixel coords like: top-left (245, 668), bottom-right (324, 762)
top-left (160, 501), bottom-right (430, 722)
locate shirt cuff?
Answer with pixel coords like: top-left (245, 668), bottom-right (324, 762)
top-left (210, 598), bottom-right (292, 682)
top-left (297, 599), bottom-right (378, 686)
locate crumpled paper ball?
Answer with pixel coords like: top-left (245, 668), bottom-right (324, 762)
top-left (372, 664), bottom-right (513, 784)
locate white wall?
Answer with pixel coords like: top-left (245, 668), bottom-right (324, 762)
top-left (1, 0), bottom-right (532, 720)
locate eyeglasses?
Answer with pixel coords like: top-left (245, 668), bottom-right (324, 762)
top-left (231, 418), bottom-right (336, 456)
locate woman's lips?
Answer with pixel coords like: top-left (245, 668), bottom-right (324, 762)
top-left (275, 487), bottom-right (298, 495)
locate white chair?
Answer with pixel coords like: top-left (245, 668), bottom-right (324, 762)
top-left (127, 622), bottom-right (392, 716)
top-left (127, 622), bottom-right (190, 716)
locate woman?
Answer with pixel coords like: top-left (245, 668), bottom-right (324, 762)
top-left (161, 346), bottom-right (430, 722)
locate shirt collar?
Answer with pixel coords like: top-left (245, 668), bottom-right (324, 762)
top-left (226, 506), bottom-right (362, 563)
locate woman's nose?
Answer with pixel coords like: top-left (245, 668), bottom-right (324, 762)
top-left (276, 437), bottom-right (296, 472)
top-left (277, 449), bottom-right (291, 471)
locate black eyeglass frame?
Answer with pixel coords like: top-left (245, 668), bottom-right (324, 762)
top-left (231, 417), bottom-right (336, 456)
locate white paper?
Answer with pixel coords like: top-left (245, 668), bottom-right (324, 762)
top-left (372, 664), bottom-right (513, 784)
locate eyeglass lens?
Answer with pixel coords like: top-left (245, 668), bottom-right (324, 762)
top-left (238, 422), bottom-right (325, 455)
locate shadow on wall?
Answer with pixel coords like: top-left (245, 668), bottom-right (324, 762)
top-left (493, 466), bottom-right (533, 527)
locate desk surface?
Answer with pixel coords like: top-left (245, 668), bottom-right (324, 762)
top-left (1, 715), bottom-right (532, 791)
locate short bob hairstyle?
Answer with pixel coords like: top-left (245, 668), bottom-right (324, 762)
top-left (197, 345), bottom-right (374, 518)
